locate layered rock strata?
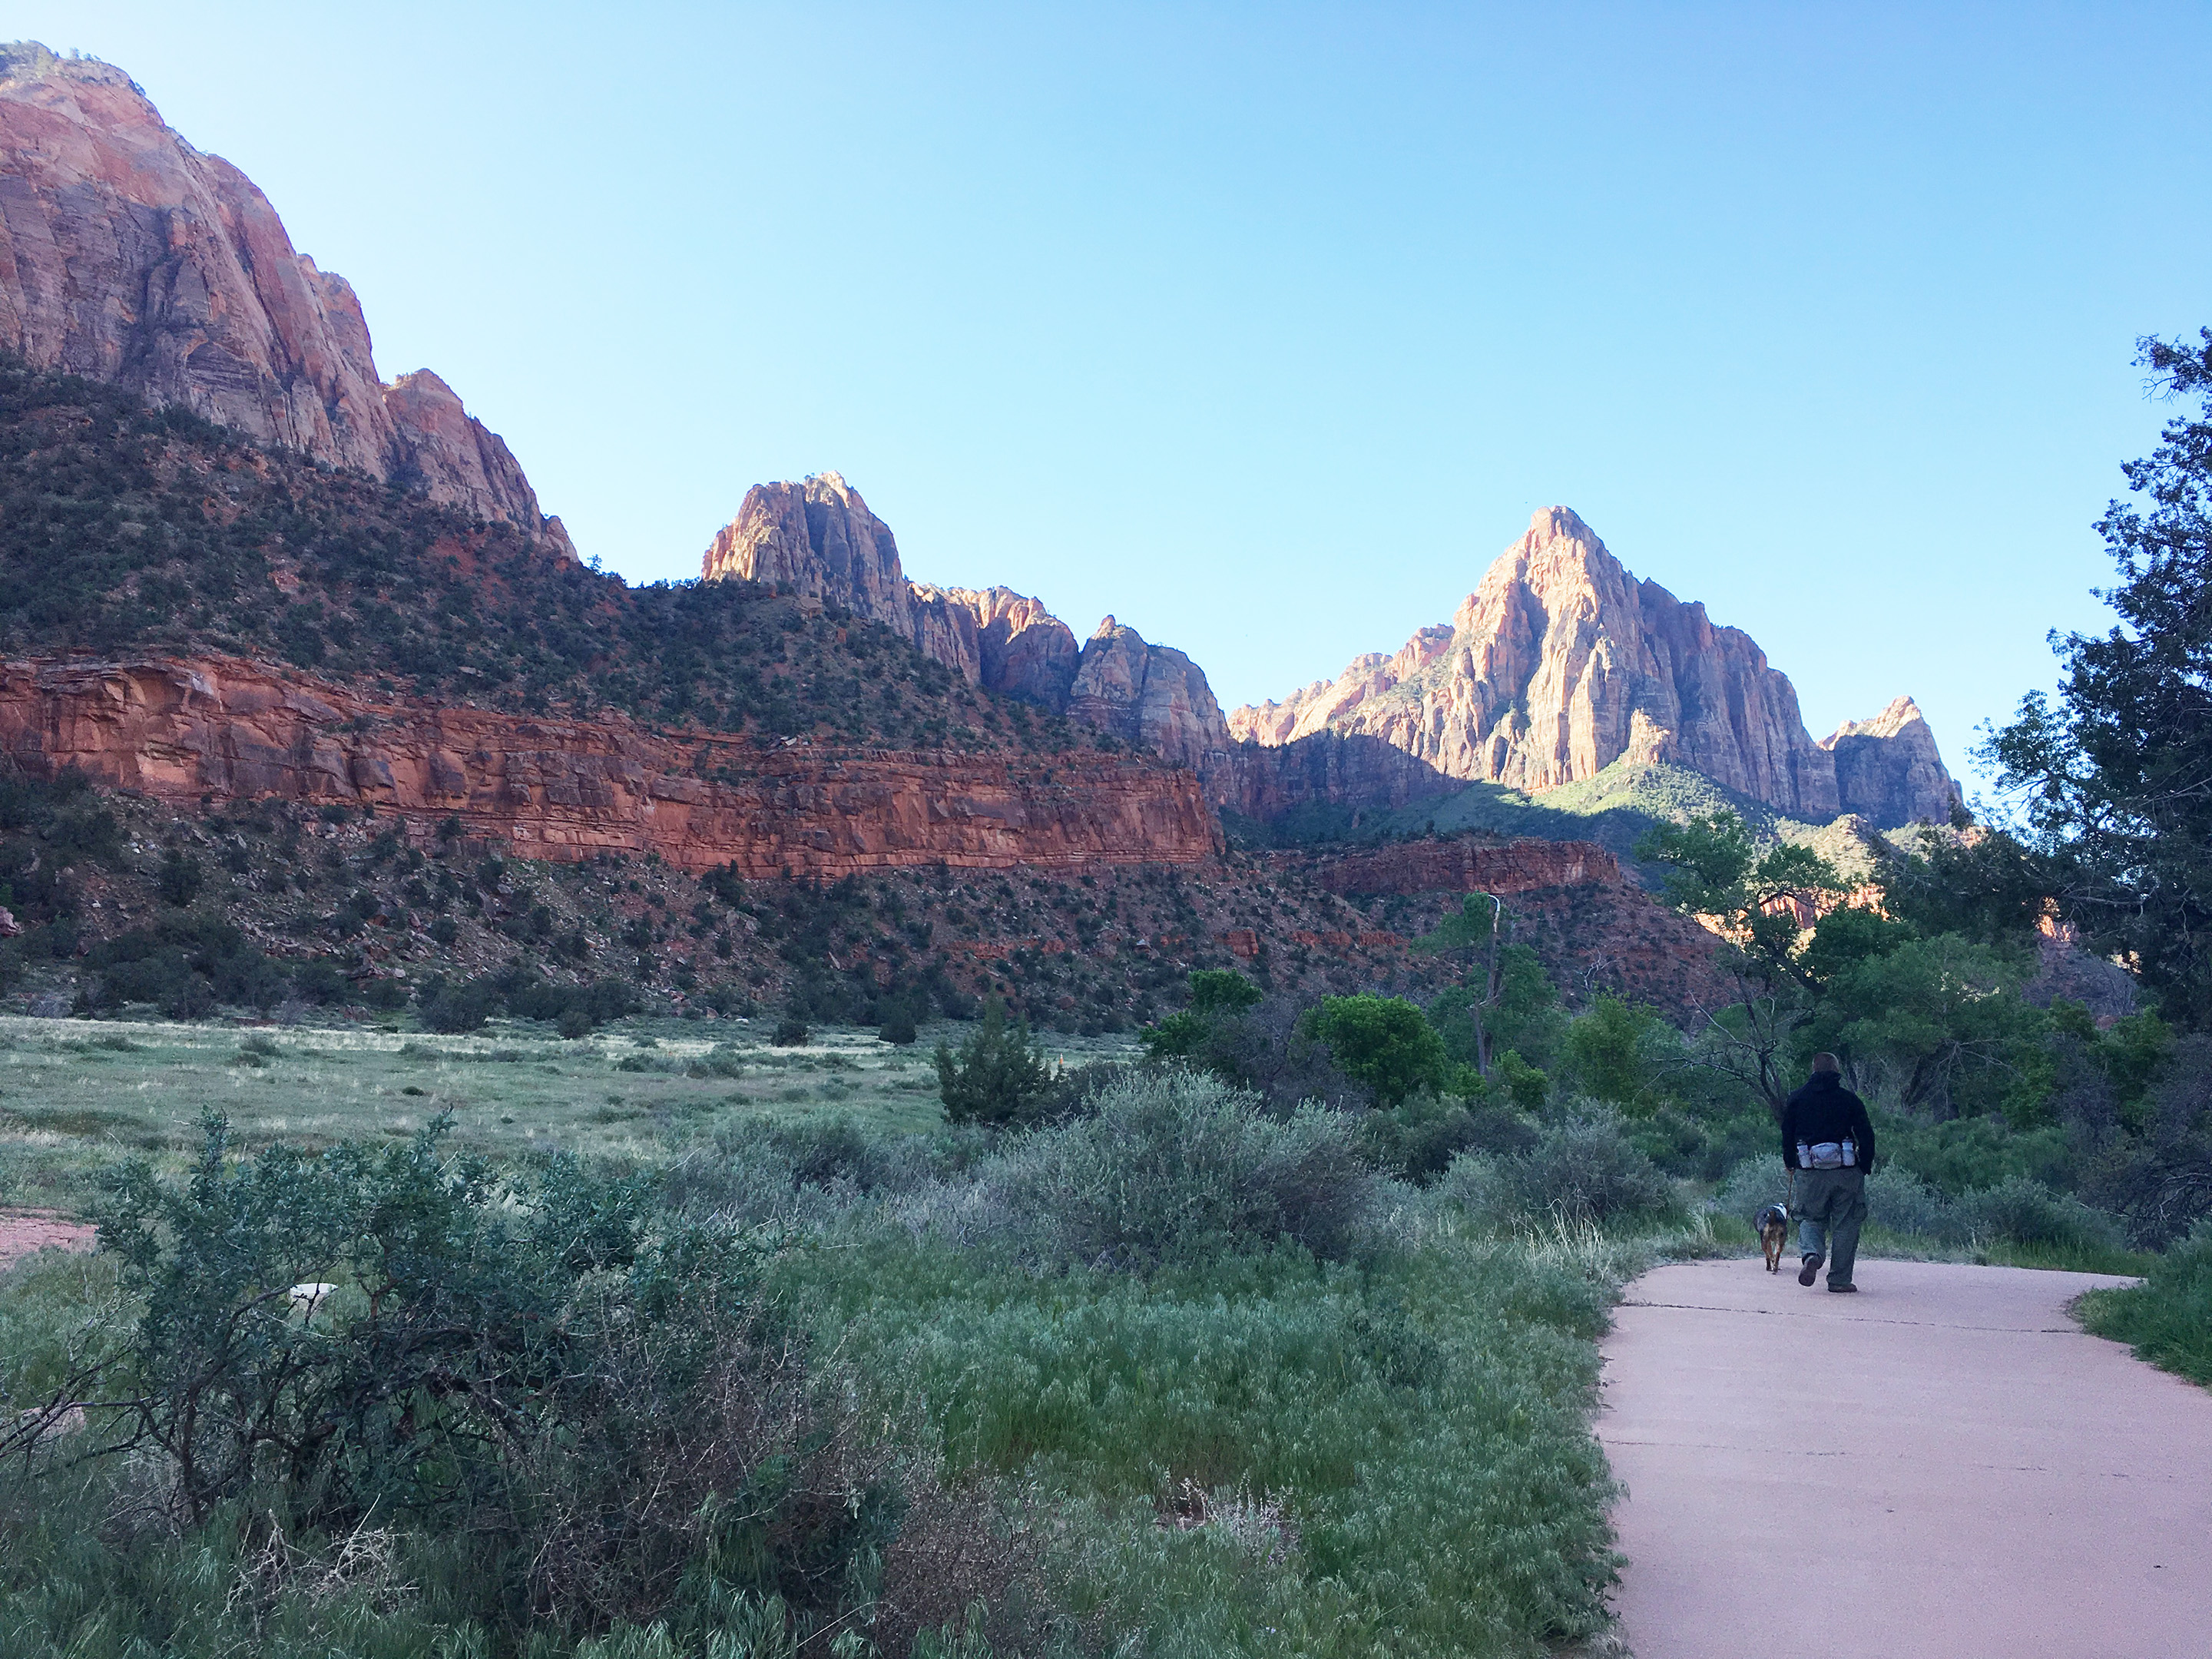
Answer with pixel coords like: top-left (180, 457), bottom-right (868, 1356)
top-left (0, 656), bottom-right (1220, 875)
top-left (1228, 508), bottom-right (1956, 828)
top-left (0, 45), bottom-right (572, 556)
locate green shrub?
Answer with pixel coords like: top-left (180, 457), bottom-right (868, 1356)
top-left (155, 848), bottom-right (204, 908)
top-left (1443, 1113), bottom-right (1679, 1227)
top-left (995, 1069), bottom-right (1376, 1267)
top-left (1363, 1093), bottom-right (1535, 1184)
top-left (419, 976), bottom-right (497, 1034)
top-left (935, 1002), bottom-right (1052, 1125)
top-left (771, 1018), bottom-right (810, 1048)
top-left (1955, 1176), bottom-right (2124, 1253)
top-left (1300, 994), bottom-right (1459, 1105)
top-left (32, 1113), bottom-right (897, 1644)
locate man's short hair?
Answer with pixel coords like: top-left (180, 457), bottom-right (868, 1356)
top-left (1811, 1051), bottom-right (1841, 1074)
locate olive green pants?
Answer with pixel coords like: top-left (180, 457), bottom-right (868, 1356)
top-left (1795, 1167), bottom-right (1866, 1286)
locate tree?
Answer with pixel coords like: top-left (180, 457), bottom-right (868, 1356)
top-left (1986, 329), bottom-right (2212, 1027)
top-left (1416, 893), bottom-right (1504, 1074)
top-left (1559, 995), bottom-right (1668, 1111)
top-left (1140, 969), bottom-right (1260, 1062)
top-left (1635, 811), bottom-right (1848, 1111)
top-left (936, 998), bottom-right (1055, 1124)
top-left (1807, 933), bottom-right (2047, 1118)
top-left (1300, 995), bottom-right (1460, 1107)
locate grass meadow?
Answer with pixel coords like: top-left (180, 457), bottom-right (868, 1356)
top-left (0, 1022), bottom-right (1704, 1659)
top-left (0, 1015), bottom-right (1137, 1212)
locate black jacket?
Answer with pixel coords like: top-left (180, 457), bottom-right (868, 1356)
top-left (1780, 1073), bottom-right (1876, 1174)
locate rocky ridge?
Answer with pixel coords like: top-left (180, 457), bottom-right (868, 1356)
top-left (0, 43), bottom-right (573, 557)
top-left (701, 472), bottom-right (1236, 771)
top-left (1229, 508), bottom-right (1958, 828)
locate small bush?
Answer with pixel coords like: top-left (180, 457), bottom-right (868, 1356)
top-left (1362, 1094), bottom-right (1540, 1184)
top-left (155, 848), bottom-right (204, 907)
top-left (1443, 1113), bottom-right (1678, 1227)
top-left (935, 1001), bottom-right (1053, 1126)
top-left (685, 1043), bottom-right (747, 1079)
top-left (995, 1069), bottom-right (1377, 1267)
top-left (1863, 1167), bottom-right (1964, 1239)
top-left (1955, 1177), bottom-right (2124, 1253)
top-left (420, 977), bottom-right (498, 1034)
top-left (771, 1018), bottom-right (810, 1048)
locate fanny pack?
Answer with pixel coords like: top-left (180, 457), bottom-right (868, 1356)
top-left (1797, 1138), bottom-right (1856, 1170)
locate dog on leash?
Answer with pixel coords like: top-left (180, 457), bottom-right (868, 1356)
top-left (1754, 1204), bottom-right (1790, 1273)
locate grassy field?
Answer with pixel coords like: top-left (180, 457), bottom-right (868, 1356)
top-left (0, 1013), bottom-right (1139, 1211)
top-left (0, 1051), bottom-right (1688, 1659)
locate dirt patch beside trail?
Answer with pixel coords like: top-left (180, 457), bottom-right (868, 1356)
top-left (0, 1210), bottom-right (98, 1272)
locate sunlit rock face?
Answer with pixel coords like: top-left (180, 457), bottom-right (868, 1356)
top-left (1227, 507), bottom-right (1955, 827)
top-left (0, 44), bottom-right (572, 555)
top-left (1820, 695), bottom-right (1959, 827)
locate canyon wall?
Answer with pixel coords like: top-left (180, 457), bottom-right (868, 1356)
top-left (1228, 508), bottom-right (1958, 828)
top-left (702, 481), bottom-right (1955, 831)
top-left (0, 45), bottom-right (573, 557)
top-left (0, 656), bottom-right (1220, 875)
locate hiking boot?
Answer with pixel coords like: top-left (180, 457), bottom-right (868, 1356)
top-left (1827, 1283), bottom-right (1858, 1293)
top-left (1797, 1253), bottom-right (1823, 1286)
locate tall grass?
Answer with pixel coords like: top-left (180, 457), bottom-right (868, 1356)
top-left (2077, 1222), bottom-right (2212, 1385)
top-left (0, 1072), bottom-right (1648, 1659)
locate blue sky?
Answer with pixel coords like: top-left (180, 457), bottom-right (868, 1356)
top-left (24, 2), bottom-right (2212, 791)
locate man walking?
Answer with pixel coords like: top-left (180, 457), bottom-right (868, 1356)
top-left (1781, 1052), bottom-right (1876, 1292)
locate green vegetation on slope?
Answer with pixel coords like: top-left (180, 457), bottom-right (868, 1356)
top-left (1374, 759), bottom-right (1899, 884)
top-left (0, 356), bottom-right (1097, 753)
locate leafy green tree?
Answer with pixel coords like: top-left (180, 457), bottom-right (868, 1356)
top-left (1559, 995), bottom-right (1669, 1112)
top-left (1986, 329), bottom-right (2212, 1026)
top-left (1141, 969), bottom-right (1261, 1061)
top-left (1187, 969), bottom-right (1263, 1016)
top-left (1807, 933), bottom-right (2047, 1118)
top-left (1302, 994), bottom-right (1462, 1106)
top-left (1636, 811), bottom-right (1847, 1110)
top-left (1877, 823), bottom-right (2052, 950)
top-left (936, 998), bottom-right (1055, 1124)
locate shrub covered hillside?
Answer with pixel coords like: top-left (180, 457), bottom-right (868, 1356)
top-left (0, 357), bottom-right (1104, 754)
top-left (0, 1071), bottom-right (1649, 1659)
top-left (0, 760), bottom-right (1469, 1035)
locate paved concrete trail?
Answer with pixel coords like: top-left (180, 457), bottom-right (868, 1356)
top-left (1598, 1259), bottom-right (2212, 1658)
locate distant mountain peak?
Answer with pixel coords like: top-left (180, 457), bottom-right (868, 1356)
top-left (1230, 512), bottom-right (1958, 828)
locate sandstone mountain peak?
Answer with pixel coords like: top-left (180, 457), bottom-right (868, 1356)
top-left (0, 43), bottom-right (574, 558)
top-left (700, 478), bottom-right (1230, 769)
top-left (1229, 508), bottom-right (1958, 827)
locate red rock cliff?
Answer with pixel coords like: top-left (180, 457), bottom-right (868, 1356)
top-left (0, 657), bottom-right (1221, 876)
top-left (0, 45), bottom-right (572, 557)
